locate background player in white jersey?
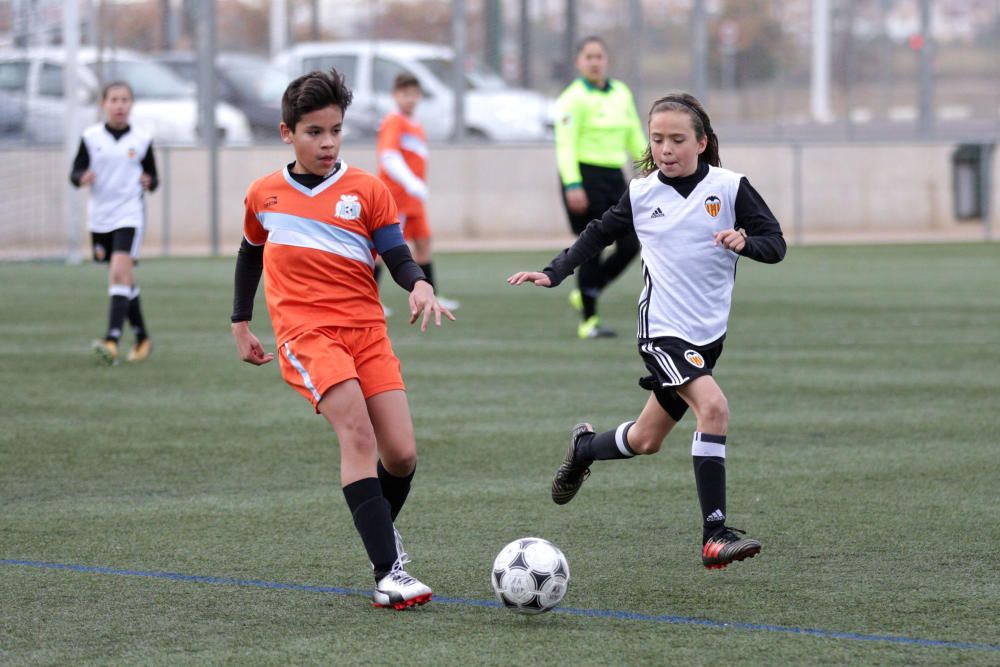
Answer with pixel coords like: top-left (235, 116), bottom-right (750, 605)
top-left (70, 81), bottom-right (158, 365)
top-left (508, 92), bottom-right (785, 570)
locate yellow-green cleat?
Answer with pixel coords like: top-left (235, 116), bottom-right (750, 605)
top-left (568, 288), bottom-right (583, 312)
top-left (577, 315), bottom-right (616, 339)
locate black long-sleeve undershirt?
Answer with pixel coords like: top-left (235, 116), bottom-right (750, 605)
top-left (69, 124), bottom-right (159, 192)
top-left (544, 162), bottom-right (785, 286)
top-left (229, 239), bottom-right (427, 323)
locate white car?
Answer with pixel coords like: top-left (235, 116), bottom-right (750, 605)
top-left (273, 40), bottom-right (554, 142)
top-left (0, 47), bottom-right (252, 145)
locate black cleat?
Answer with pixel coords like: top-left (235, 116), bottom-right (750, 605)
top-left (551, 422), bottom-right (594, 505)
top-left (702, 526), bottom-right (762, 570)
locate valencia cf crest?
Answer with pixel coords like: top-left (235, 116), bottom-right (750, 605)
top-left (335, 194), bottom-right (362, 220)
top-left (704, 195), bottom-right (721, 218)
top-left (127, 148), bottom-right (137, 159)
top-left (684, 350), bottom-right (706, 368)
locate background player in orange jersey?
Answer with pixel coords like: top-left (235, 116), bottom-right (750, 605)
top-left (230, 69), bottom-right (454, 610)
top-left (375, 73), bottom-right (460, 312)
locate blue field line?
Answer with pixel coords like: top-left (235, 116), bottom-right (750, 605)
top-left (5, 558), bottom-right (1000, 654)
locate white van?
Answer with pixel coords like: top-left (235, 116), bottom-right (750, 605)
top-left (0, 47), bottom-right (252, 145)
top-left (273, 40), bottom-right (554, 142)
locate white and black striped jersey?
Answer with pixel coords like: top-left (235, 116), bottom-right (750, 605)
top-left (543, 161), bottom-right (785, 345)
top-left (70, 123), bottom-right (158, 233)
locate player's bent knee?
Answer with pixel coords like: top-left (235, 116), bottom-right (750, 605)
top-left (627, 431), bottom-right (663, 455)
top-left (381, 449), bottom-right (416, 474)
top-left (697, 395), bottom-right (729, 427)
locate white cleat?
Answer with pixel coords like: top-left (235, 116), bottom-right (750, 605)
top-left (372, 569), bottom-right (432, 610)
top-left (372, 528), bottom-right (431, 609)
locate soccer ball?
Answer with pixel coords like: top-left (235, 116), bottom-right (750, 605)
top-left (490, 537), bottom-right (570, 614)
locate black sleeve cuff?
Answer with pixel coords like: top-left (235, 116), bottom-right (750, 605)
top-left (231, 239), bottom-right (264, 322)
top-left (380, 244), bottom-right (427, 292)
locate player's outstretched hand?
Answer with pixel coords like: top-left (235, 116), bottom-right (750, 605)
top-left (713, 228), bottom-right (748, 253)
top-left (231, 322), bottom-right (275, 365)
top-left (409, 280), bottom-right (456, 332)
top-left (506, 271), bottom-right (551, 287)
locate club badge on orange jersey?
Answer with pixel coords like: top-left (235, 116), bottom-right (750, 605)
top-left (335, 194), bottom-right (362, 220)
top-left (684, 349), bottom-right (706, 368)
top-left (704, 195), bottom-right (721, 218)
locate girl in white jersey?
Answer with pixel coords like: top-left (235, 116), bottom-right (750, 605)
top-left (508, 92), bottom-right (785, 570)
top-left (70, 81), bottom-right (158, 365)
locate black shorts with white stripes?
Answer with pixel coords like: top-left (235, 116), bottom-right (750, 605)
top-left (637, 336), bottom-right (725, 421)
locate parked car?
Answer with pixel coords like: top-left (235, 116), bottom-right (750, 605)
top-left (153, 51), bottom-right (286, 141)
top-left (0, 89), bottom-right (25, 142)
top-left (273, 40), bottom-right (555, 142)
top-left (0, 47), bottom-right (252, 145)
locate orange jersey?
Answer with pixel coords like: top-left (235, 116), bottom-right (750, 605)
top-left (243, 162), bottom-right (399, 344)
top-left (377, 111), bottom-right (427, 214)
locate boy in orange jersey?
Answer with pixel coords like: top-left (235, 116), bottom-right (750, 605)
top-left (375, 73), bottom-right (460, 311)
top-left (230, 69), bottom-right (454, 610)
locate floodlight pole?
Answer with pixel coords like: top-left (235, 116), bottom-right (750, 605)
top-left (451, 0), bottom-right (467, 142)
top-left (691, 0), bottom-right (708, 106)
top-left (518, 0), bottom-right (531, 88)
top-left (196, 0), bottom-right (220, 255)
top-left (810, 0), bottom-right (832, 123)
top-left (270, 0), bottom-right (287, 58)
top-left (64, 0), bottom-right (82, 264)
top-left (917, 0), bottom-right (934, 134)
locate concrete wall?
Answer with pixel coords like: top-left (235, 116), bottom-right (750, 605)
top-left (1, 141), bottom-right (994, 258)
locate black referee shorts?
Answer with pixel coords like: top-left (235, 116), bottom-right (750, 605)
top-left (637, 336), bottom-right (725, 421)
top-left (561, 163), bottom-right (627, 235)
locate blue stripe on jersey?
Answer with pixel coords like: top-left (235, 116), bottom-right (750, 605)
top-left (372, 224), bottom-right (406, 255)
top-left (400, 133), bottom-right (428, 157)
top-left (258, 211), bottom-right (374, 267)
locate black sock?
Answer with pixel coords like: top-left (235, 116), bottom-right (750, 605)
top-left (581, 293), bottom-right (597, 320)
top-left (377, 460), bottom-right (415, 521)
top-left (576, 421), bottom-right (636, 462)
top-left (373, 264), bottom-right (382, 285)
top-left (127, 288), bottom-right (148, 343)
top-left (692, 432), bottom-right (727, 541)
top-left (106, 287), bottom-right (130, 342)
top-left (342, 478), bottom-right (397, 581)
top-left (418, 262), bottom-right (434, 288)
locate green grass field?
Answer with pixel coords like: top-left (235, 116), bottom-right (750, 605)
top-left (2, 244), bottom-right (999, 665)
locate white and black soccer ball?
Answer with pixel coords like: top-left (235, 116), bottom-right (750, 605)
top-left (490, 537), bottom-right (570, 614)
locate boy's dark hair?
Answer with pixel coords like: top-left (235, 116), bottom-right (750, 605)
top-left (393, 73), bottom-right (421, 91)
top-left (281, 68), bottom-right (353, 130)
top-left (635, 92), bottom-right (721, 176)
top-left (575, 35), bottom-right (607, 54)
top-left (101, 80), bottom-right (133, 101)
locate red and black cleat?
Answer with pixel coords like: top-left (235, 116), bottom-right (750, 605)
top-left (702, 527), bottom-right (761, 570)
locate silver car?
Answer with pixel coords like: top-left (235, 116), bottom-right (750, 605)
top-left (273, 40), bottom-right (554, 142)
top-left (0, 47), bottom-right (252, 145)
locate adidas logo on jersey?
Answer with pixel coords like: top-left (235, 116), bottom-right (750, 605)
top-left (706, 509), bottom-right (726, 523)
top-left (651, 207), bottom-right (664, 218)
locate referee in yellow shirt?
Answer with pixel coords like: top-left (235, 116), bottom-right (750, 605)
top-left (555, 36), bottom-right (646, 339)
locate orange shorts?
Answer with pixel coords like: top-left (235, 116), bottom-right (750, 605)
top-left (278, 326), bottom-right (405, 410)
top-left (400, 209), bottom-right (431, 241)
